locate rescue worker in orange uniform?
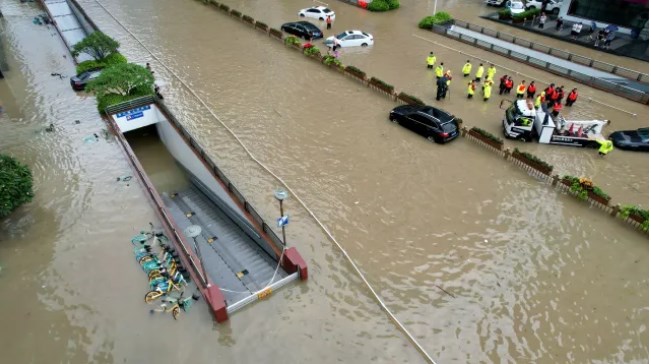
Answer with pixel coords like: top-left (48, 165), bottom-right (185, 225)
top-left (566, 88), bottom-right (578, 106)
top-left (526, 81), bottom-right (536, 99)
top-left (552, 100), bottom-right (563, 117)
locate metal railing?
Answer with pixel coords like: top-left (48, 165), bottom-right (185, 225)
top-left (454, 20), bottom-right (649, 83)
top-left (432, 24), bottom-right (649, 104)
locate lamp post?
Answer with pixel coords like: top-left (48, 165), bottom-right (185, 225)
top-left (433, 0), bottom-right (438, 15)
top-left (184, 225), bottom-right (210, 288)
top-left (274, 188), bottom-right (289, 246)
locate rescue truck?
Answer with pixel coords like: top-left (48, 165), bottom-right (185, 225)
top-left (500, 99), bottom-right (609, 148)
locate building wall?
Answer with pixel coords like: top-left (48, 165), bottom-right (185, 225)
top-left (559, 0), bottom-right (649, 35)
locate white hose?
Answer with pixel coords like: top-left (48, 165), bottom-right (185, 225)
top-left (91, 1), bottom-right (437, 363)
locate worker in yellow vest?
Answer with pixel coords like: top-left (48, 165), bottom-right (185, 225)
top-left (534, 92), bottom-right (544, 109)
top-left (467, 80), bottom-right (476, 99)
top-left (516, 80), bottom-right (526, 99)
top-left (595, 138), bottom-right (614, 156)
top-left (462, 60), bottom-right (472, 77)
top-left (486, 64), bottom-right (497, 81)
top-left (475, 63), bottom-right (484, 82)
top-left (426, 52), bottom-right (436, 69)
top-left (483, 79), bottom-right (492, 101)
top-left (435, 62), bottom-right (444, 79)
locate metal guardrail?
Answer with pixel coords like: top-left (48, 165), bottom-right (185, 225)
top-left (454, 20), bottom-right (649, 83)
top-left (432, 24), bottom-right (649, 104)
top-left (104, 95), bottom-right (157, 115)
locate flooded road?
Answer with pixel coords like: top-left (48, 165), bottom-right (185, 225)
top-left (0, 0), bottom-right (648, 363)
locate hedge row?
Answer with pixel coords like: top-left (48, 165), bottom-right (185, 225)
top-left (76, 52), bottom-right (127, 74)
top-left (418, 12), bottom-right (453, 29)
top-left (469, 127), bottom-right (504, 146)
top-left (367, 0), bottom-right (400, 12)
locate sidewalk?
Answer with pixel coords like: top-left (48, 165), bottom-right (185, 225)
top-left (447, 25), bottom-right (648, 94)
top-left (482, 13), bottom-right (649, 62)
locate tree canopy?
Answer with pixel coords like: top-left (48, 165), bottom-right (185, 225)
top-left (86, 63), bottom-right (155, 97)
top-left (0, 154), bottom-right (34, 218)
top-left (72, 31), bottom-right (120, 61)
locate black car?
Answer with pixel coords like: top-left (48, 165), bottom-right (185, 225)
top-left (389, 105), bottom-right (459, 143)
top-left (280, 21), bottom-right (323, 40)
top-left (609, 127), bottom-right (649, 151)
top-left (70, 69), bottom-right (102, 91)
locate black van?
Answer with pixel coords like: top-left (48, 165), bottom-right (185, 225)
top-left (388, 105), bottom-right (459, 143)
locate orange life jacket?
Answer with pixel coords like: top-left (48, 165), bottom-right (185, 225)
top-left (568, 91), bottom-right (578, 101)
top-left (516, 84), bottom-right (526, 94)
top-left (553, 102), bottom-right (562, 112)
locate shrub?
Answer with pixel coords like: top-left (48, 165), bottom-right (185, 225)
top-left (512, 148), bottom-right (553, 173)
top-left (618, 205), bottom-right (649, 231)
top-left (369, 77), bottom-right (394, 92)
top-left (367, 0), bottom-right (390, 12)
top-left (242, 15), bottom-right (255, 23)
top-left (345, 65), bottom-right (366, 79)
top-left (303, 45), bottom-right (321, 57)
top-left (230, 9), bottom-right (241, 17)
top-left (75, 52), bottom-right (127, 75)
top-left (219, 3), bottom-right (229, 11)
top-left (103, 52), bottom-right (127, 66)
top-left (387, 0), bottom-right (400, 10)
top-left (470, 127), bottom-right (503, 145)
top-left (397, 92), bottom-right (425, 105)
top-left (0, 154), bottom-right (34, 217)
top-left (322, 55), bottom-right (342, 67)
top-left (76, 60), bottom-right (103, 75)
top-left (562, 176), bottom-right (610, 202)
top-left (418, 12), bottom-right (452, 29)
top-left (498, 9), bottom-right (511, 20)
top-left (255, 21), bottom-right (269, 31)
top-left (284, 36), bottom-right (301, 47)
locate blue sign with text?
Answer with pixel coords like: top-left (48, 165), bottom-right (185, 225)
top-left (116, 105), bottom-right (151, 118)
top-left (126, 112), bottom-right (144, 120)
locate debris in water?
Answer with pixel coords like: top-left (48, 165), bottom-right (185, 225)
top-left (484, 239), bottom-right (488, 243)
top-left (83, 134), bottom-right (98, 144)
top-left (74, 120), bottom-right (80, 124)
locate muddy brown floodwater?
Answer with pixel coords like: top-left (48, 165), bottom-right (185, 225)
top-left (0, 0), bottom-right (648, 363)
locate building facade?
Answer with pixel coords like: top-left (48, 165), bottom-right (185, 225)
top-left (558, 0), bottom-right (649, 36)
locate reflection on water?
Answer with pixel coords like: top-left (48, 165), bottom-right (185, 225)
top-left (0, 0), bottom-right (647, 363)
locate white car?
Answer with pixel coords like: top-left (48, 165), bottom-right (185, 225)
top-left (506, 0), bottom-right (526, 15)
top-left (298, 6), bottom-right (335, 21)
top-left (526, 0), bottom-right (563, 14)
top-left (325, 30), bottom-right (374, 47)
top-left (485, 0), bottom-right (506, 6)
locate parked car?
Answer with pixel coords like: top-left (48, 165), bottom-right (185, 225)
top-left (298, 6), bottom-right (335, 21)
top-left (526, 0), bottom-right (563, 14)
top-left (69, 69), bottom-right (102, 91)
top-left (324, 30), bottom-right (374, 48)
top-left (609, 127), bottom-right (649, 151)
top-left (388, 105), bottom-right (459, 143)
top-left (485, 0), bottom-right (507, 6)
top-left (280, 21), bottom-right (323, 40)
top-left (506, 0), bottom-right (526, 15)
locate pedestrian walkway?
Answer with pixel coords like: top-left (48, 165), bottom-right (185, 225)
top-left (482, 14), bottom-right (649, 62)
top-left (41, 0), bottom-right (91, 61)
top-left (434, 23), bottom-right (649, 104)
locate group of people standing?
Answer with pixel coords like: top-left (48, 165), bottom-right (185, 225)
top-left (426, 54), bottom-right (580, 117)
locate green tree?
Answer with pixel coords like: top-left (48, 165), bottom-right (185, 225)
top-left (71, 31), bottom-right (120, 61)
top-left (86, 63), bottom-right (154, 97)
top-left (0, 154), bottom-right (34, 217)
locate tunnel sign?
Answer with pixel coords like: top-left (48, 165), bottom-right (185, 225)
top-left (277, 215), bottom-right (289, 228)
top-left (116, 105), bottom-right (151, 119)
